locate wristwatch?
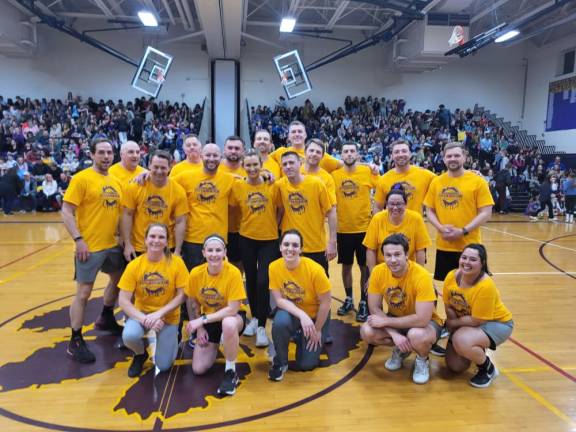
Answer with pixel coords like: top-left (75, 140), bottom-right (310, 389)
top-left (73, 236), bottom-right (83, 242)
top-left (462, 227), bottom-right (469, 236)
top-left (201, 314), bottom-right (208, 324)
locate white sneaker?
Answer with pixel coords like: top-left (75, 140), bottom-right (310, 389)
top-left (243, 318), bottom-right (258, 336)
top-left (385, 348), bottom-right (410, 371)
top-left (412, 355), bottom-right (430, 384)
top-left (255, 326), bottom-right (269, 347)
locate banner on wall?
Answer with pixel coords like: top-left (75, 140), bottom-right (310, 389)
top-left (546, 75), bottom-right (576, 132)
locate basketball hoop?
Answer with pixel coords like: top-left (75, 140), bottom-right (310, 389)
top-left (449, 25), bottom-right (465, 47)
top-left (150, 65), bottom-right (166, 85)
top-left (280, 71), bottom-right (290, 86)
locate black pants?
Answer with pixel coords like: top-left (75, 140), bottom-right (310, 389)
top-left (239, 235), bottom-right (279, 327)
top-left (566, 196), bottom-right (576, 215)
top-left (303, 251), bottom-right (329, 277)
top-left (540, 198), bottom-right (554, 219)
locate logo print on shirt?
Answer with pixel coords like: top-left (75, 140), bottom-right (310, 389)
top-left (281, 281), bottom-right (305, 305)
top-left (145, 195), bottom-right (168, 218)
top-left (341, 180), bottom-right (359, 198)
top-left (391, 181), bottom-right (415, 200)
top-left (439, 186), bottom-right (462, 209)
top-left (385, 286), bottom-right (406, 309)
top-left (288, 192), bottom-right (307, 214)
top-left (196, 181), bottom-right (219, 204)
top-left (101, 185), bottom-right (120, 209)
top-left (246, 192), bottom-right (267, 214)
top-left (200, 286), bottom-right (225, 309)
top-left (142, 272), bottom-right (168, 297)
top-left (449, 291), bottom-right (471, 317)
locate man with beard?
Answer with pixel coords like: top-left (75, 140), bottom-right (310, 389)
top-left (174, 144), bottom-right (235, 270)
top-left (374, 140), bottom-right (436, 213)
top-left (218, 136), bottom-right (247, 270)
top-left (61, 138), bottom-right (124, 363)
top-left (253, 129), bottom-right (280, 179)
top-left (109, 141), bottom-right (146, 186)
top-left (169, 134), bottom-right (202, 178)
top-left (331, 142), bottom-right (378, 322)
top-left (424, 142), bottom-right (493, 282)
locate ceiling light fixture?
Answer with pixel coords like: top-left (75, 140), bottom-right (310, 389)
top-left (138, 11), bottom-right (159, 27)
top-left (280, 18), bottom-right (296, 33)
top-left (495, 29), bottom-right (520, 43)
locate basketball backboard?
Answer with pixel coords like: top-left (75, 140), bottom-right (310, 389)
top-left (131, 46), bottom-right (173, 97)
top-left (273, 50), bottom-right (312, 100)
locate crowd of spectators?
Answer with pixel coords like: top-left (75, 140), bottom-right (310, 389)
top-left (0, 94), bottom-right (203, 214)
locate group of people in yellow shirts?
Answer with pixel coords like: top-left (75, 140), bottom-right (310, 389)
top-left (60, 122), bottom-right (513, 397)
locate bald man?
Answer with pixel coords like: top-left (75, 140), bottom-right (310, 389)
top-left (109, 141), bottom-right (146, 185)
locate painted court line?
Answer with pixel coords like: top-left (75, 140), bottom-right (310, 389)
top-left (0, 247), bottom-right (70, 285)
top-left (482, 226), bottom-right (576, 253)
top-left (492, 271), bottom-right (576, 276)
top-left (0, 243), bottom-right (57, 270)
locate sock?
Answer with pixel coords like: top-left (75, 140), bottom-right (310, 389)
top-left (71, 328), bottom-right (82, 339)
top-left (344, 286), bottom-right (353, 297)
top-left (416, 354), bottom-right (428, 361)
top-left (477, 356), bottom-right (491, 370)
top-left (101, 305), bottom-right (114, 316)
top-left (360, 290), bottom-right (368, 302)
top-left (225, 360), bottom-right (236, 372)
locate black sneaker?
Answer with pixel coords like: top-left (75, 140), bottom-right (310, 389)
top-left (268, 364), bottom-right (288, 381)
top-left (128, 351), bottom-right (149, 378)
top-left (94, 314), bottom-right (123, 335)
top-left (67, 337), bottom-right (96, 363)
top-left (469, 359), bottom-right (499, 388)
top-left (355, 300), bottom-right (369, 322)
top-left (218, 369), bottom-right (239, 396)
top-left (430, 343), bottom-right (446, 357)
top-left (337, 297), bottom-right (354, 316)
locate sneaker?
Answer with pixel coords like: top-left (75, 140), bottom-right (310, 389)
top-left (440, 327), bottom-right (450, 339)
top-left (128, 351), bottom-right (149, 378)
top-left (255, 326), bottom-right (269, 347)
top-left (268, 364), bottom-right (288, 381)
top-left (430, 343), bottom-right (446, 357)
top-left (385, 348), bottom-right (410, 371)
top-left (218, 369), bottom-right (239, 396)
top-left (337, 296), bottom-right (354, 316)
top-left (94, 314), bottom-right (123, 335)
top-left (67, 337), bottom-right (96, 363)
top-left (242, 318), bottom-right (258, 337)
top-left (550, 217), bottom-right (559, 222)
top-left (412, 355), bottom-right (430, 384)
top-left (529, 216), bottom-right (538, 222)
top-left (469, 359), bottom-right (499, 388)
top-left (355, 300), bottom-right (369, 322)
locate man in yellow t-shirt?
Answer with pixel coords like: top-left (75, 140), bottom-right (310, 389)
top-left (254, 129), bottom-right (281, 179)
top-left (173, 144), bottom-right (235, 270)
top-left (121, 150), bottom-right (188, 260)
top-left (61, 138), bottom-right (125, 364)
top-left (218, 135), bottom-right (247, 270)
top-left (274, 151), bottom-right (337, 275)
top-left (374, 140), bottom-right (436, 214)
top-left (108, 140), bottom-right (146, 186)
top-left (424, 142), bottom-right (494, 281)
top-left (331, 142), bottom-right (378, 322)
top-left (169, 134), bottom-right (202, 178)
top-left (301, 139), bottom-right (337, 204)
top-left (360, 233), bottom-right (443, 384)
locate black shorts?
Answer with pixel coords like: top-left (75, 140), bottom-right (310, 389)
top-left (182, 242), bottom-right (204, 271)
top-left (303, 251), bottom-right (329, 277)
top-left (204, 311), bottom-right (247, 344)
top-left (227, 232), bottom-right (242, 263)
top-left (434, 250), bottom-right (461, 281)
top-left (337, 233), bottom-right (367, 266)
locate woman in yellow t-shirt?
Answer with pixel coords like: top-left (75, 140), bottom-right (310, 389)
top-left (363, 189), bottom-right (431, 272)
top-left (233, 150), bottom-right (280, 348)
top-left (118, 223), bottom-right (188, 378)
top-left (442, 244), bottom-right (514, 388)
top-left (185, 235), bottom-right (247, 397)
top-left (268, 229), bottom-right (332, 381)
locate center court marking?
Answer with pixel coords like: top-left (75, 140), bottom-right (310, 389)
top-left (482, 226), bottom-right (576, 253)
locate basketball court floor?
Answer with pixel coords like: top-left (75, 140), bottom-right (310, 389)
top-left (0, 213), bottom-right (574, 431)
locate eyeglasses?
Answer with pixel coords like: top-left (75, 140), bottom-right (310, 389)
top-left (387, 202), bottom-right (405, 208)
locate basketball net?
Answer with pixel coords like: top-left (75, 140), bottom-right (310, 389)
top-left (156, 69), bottom-right (165, 84)
top-left (280, 71), bottom-right (289, 86)
top-left (449, 25), bottom-right (465, 47)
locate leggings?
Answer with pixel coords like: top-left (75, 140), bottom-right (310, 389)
top-left (123, 319), bottom-right (179, 372)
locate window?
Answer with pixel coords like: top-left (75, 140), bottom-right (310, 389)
top-left (562, 49), bottom-right (575, 75)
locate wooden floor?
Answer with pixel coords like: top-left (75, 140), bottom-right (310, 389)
top-left (0, 213), bottom-right (575, 432)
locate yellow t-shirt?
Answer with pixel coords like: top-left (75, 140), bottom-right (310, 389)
top-left (231, 180), bottom-right (279, 241)
top-left (331, 165), bottom-right (378, 233)
top-left (186, 261), bottom-right (247, 314)
top-left (122, 179), bottom-right (189, 252)
top-left (423, 171), bottom-right (494, 251)
top-left (262, 157), bottom-right (281, 179)
top-left (269, 257), bottom-right (331, 319)
top-left (274, 176), bottom-right (333, 253)
top-left (301, 167), bottom-right (337, 205)
top-left (173, 170), bottom-right (235, 243)
top-left (218, 164), bottom-right (247, 234)
top-left (374, 165), bottom-right (436, 214)
top-left (443, 270), bottom-right (513, 322)
top-left (118, 254), bottom-right (188, 325)
top-left (169, 160), bottom-right (202, 178)
top-left (270, 146), bottom-right (341, 173)
top-left (362, 209), bottom-right (431, 263)
top-left (368, 261), bottom-right (443, 325)
top-left (109, 162), bottom-right (146, 187)
top-left (63, 168), bottom-right (122, 252)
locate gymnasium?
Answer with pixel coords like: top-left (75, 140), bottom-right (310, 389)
top-left (0, 0), bottom-right (575, 431)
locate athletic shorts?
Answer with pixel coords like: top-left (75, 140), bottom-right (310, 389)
top-left (227, 232), bottom-right (242, 263)
top-left (204, 311), bottom-right (247, 344)
top-left (337, 232), bottom-right (367, 266)
top-left (182, 241), bottom-right (204, 271)
top-left (74, 246), bottom-right (124, 284)
top-left (302, 251), bottom-right (329, 277)
top-left (392, 319), bottom-right (443, 341)
top-left (434, 249), bottom-right (461, 281)
top-left (481, 320), bottom-right (514, 350)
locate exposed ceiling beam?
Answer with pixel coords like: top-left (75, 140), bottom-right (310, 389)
top-left (104, 0), bottom-right (125, 16)
top-left (247, 20), bottom-right (381, 30)
top-left (160, 0), bottom-right (176, 25)
top-left (325, 1), bottom-right (350, 30)
top-left (180, 0), bottom-right (196, 31)
top-left (173, 0), bottom-right (192, 29)
top-left (505, 10), bottom-right (576, 45)
top-left (91, 0), bottom-right (114, 17)
top-left (157, 29), bottom-right (204, 44)
top-left (470, 0), bottom-right (513, 23)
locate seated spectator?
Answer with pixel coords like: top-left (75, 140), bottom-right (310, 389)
top-left (39, 173), bottom-right (60, 212)
top-left (19, 172), bottom-right (37, 213)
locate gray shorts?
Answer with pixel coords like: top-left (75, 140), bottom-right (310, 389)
top-left (481, 320), bottom-right (514, 350)
top-left (391, 316), bottom-right (443, 341)
top-left (74, 246), bottom-right (125, 284)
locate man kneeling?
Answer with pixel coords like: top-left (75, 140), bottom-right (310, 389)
top-left (360, 233), bottom-right (443, 384)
